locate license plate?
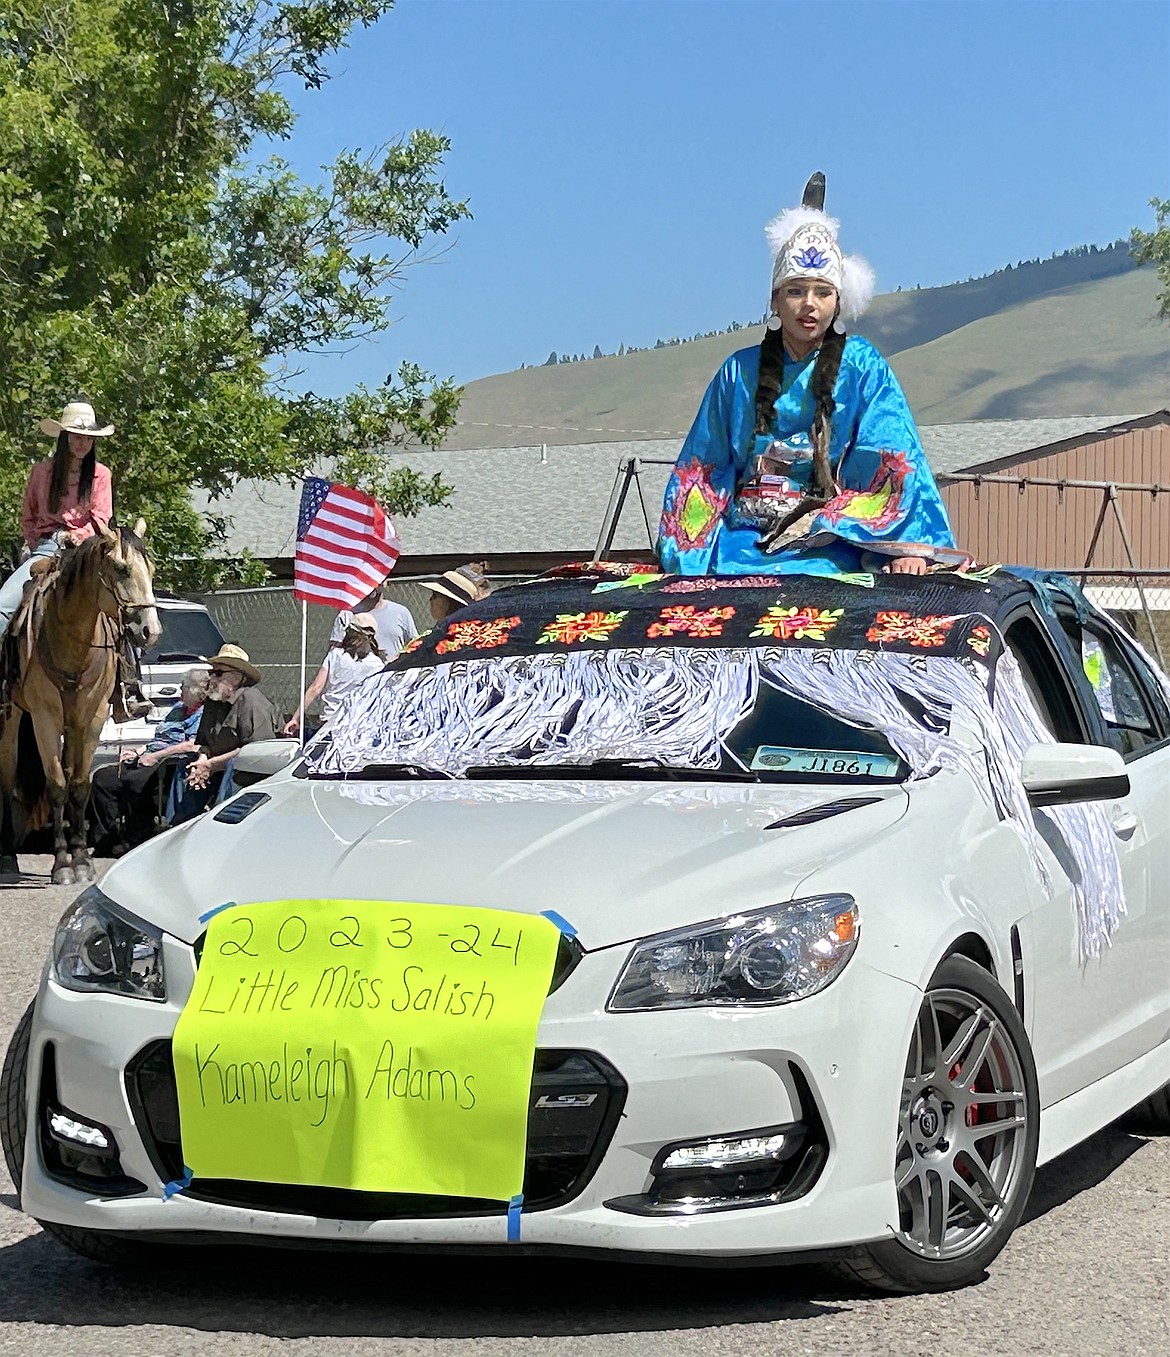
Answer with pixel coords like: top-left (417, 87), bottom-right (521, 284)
top-left (750, 745), bottom-right (900, 778)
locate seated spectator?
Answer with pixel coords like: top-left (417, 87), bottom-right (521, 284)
top-left (330, 580), bottom-right (417, 662)
top-left (419, 562), bottom-right (491, 627)
top-left (284, 613), bottom-right (384, 738)
top-left (88, 668), bottom-right (208, 855)
top-left (170, 645), bottom-right (279, 824)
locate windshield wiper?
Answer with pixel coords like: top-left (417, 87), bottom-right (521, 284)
top-left (463, 760), bottom-right (759, 783)
top-left (314, 762), bottom-right (454, 781)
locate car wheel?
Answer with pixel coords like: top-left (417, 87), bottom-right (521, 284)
top-left (1, 1002), bottom-right (33, 1203)
top-left (836, 955), bottom-right (1039, 1294)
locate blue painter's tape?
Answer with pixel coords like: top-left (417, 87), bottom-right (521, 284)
top-left (198, 900), bottom-right (237, 925)
top-left (540, 910), bottom-right (577, 939)
top-left (163, 1165), bottom-right (193, 1200)
top-left (507, 1193), bottom-right (524, 1242)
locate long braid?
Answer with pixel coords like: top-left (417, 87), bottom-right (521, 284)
top-left (754, 324), bottom-right (787, 435)
top-left (754, 314), bottom-right (848, 548)
top-left (807, 322), bottom-right (846, 499)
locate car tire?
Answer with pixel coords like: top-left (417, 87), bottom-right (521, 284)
top-left (1, 1001), bottom-right (33, 1203)
top-left (1125, 1084), bottom-right (1170, 1133)
top-left (834, 955), bottom-right (1040, 1294)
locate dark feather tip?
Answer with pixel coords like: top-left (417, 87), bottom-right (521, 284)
top-left (802, 172), bottom-right (826, 211)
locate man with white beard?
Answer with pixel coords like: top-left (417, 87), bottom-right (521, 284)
top-left (171, 644), bottom-right (279, 823)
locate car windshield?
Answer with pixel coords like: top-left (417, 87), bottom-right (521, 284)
top-left (141, 608), bottom-right (225, 664)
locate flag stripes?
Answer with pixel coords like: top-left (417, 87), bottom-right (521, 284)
top-left (293, 476), bottom-right (400, 608)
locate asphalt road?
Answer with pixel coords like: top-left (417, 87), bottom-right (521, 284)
top-left (1, 857), bottom-right (1167, 1357)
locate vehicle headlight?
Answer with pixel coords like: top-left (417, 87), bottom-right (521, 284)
top-left (52, 886), bottom-right (166, 1002)
top-left (607, 895), bottom-right (858, 1011)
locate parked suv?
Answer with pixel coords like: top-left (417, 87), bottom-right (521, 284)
top-left (92, 597), bottom-right (225, 768)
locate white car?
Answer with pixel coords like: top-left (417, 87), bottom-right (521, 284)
top-left (4, 565), bottom-right (1168, 1294)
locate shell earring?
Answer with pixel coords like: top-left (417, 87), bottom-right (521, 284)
top-left (766, 313), bottom-right (782, 332)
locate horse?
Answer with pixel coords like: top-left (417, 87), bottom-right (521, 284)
top-left (0, 522), bottom-right (160, 884)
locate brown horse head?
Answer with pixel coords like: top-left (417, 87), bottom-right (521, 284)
top-left (64, 522), bottom-right (161, 650)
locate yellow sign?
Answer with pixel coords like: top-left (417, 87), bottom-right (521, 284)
top-left (172, 900), bottom-right (562, 1201)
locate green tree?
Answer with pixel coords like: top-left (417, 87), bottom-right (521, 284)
top-left (0, 1), bottom-right (469, 589)
top-left (1131, 197), bottom-right (1170, 321)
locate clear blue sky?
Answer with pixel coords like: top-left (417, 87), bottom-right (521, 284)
top-left (278, 0), bottom-right (1170, 393)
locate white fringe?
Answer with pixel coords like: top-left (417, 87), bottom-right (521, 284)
top-left (315, 649), bottom-right (758, 777)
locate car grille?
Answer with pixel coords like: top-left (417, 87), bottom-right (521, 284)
top-left (124, 1043), bottom-right (626, 1220)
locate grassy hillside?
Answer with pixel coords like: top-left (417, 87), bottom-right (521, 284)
top-left (444, 248), bottom-right (1165, 448)
top-left (894, 270), bottom-right (1170, 422)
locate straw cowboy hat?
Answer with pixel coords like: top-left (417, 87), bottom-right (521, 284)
top-left (419, 565), bottom-right (490, 609)
top-left (203, 644), bottom-right (262, 687)
top-left (39, 400), bottom-right (115, 438)
top-left (344, 613), bottom-right (379, 633)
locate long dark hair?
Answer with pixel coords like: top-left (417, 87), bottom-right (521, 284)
top-left (48, 431), bottom-right (97, 514)
top-left (753, 315), bottom-right (846, 505)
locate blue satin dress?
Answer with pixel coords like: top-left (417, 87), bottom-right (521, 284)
top-left (657, 339), bottom-right (955, 576)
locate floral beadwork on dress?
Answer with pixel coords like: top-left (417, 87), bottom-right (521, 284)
top-left (821, 449), bottom-right (912, 531)
top-left (647, 605), bottom-right (736, 639)
top-left (435, 616), bottom-right (522, 655)
top-left (659, 458), bottom-right (730, 552)
top-left (866, 611), bottom-right (958, 648)
top-left (751, 606), bottom-right (844, 641)
top-left (537, 611), bottom-right (629, 645)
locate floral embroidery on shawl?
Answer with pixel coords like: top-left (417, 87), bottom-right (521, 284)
top-left (537, 611), bottom-right (629, 645)
top-left (866, 611), bottom-right (958, 648)
top-left (751, 606), bottom-right (843, 641)
top-left (647, 605), bottom-right (736, 639)
top-left (435, 616), bottom-right (522, 655)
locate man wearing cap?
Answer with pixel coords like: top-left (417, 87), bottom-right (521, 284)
top-left (170, 644), bottom-right (279, 823)
top-left (285, 613), bottom-right (385, 737)
top-left (329, 581), bottom-right (417, 663)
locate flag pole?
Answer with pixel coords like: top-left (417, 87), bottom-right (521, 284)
top-left (298, 598), bottom-right (308, 745)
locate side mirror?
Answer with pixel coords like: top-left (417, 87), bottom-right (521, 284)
top-left (1020, 742), bottom-right (1129, 808)
top-left (232, 738), bottom-right (302, 787)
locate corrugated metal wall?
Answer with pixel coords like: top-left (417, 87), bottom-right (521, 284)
top-left (940, 423), bottom-right (1170, 570)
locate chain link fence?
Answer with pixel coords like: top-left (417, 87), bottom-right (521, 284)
top-left (1066, 570), bottom-right (1170, 668)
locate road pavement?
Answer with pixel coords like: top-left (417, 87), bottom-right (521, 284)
top-left (1, 858), bottom-right (1166, 1356)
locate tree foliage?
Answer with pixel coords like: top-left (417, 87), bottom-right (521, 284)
top-left (0, 1), bottom-right (469, 589)
top-left (1130, 197), bottom-right (1170, 321)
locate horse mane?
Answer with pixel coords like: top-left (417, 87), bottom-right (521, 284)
top-left (54, 526), bottom-right (149, 597)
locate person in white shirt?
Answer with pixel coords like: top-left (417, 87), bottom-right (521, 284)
top-left (285, 614), bottom-right (385, 736)
top-left (329, 581), bottom-right (417, 661)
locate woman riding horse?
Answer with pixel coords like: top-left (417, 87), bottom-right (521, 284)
top-left (0, 401), bottom-right (149, 720)
top-left (0, 524), bottom-right (159, 883)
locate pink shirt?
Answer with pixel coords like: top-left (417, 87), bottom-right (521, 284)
top-left (21, 458), bottom-right (113, 548)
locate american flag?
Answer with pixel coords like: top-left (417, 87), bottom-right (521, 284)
top-left (293, 476), bottom-right (401, 607)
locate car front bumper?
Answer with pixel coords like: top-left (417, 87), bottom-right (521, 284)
top-left (17, 940), bottom-right (920, 1259)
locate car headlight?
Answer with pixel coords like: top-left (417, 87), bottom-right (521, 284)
top-left (52, 886), bottom-right (166, 1002)
top-left (607, 895), bottom-right (858, 1011)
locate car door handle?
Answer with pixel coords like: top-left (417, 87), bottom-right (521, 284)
top-left (1110, 808), bottom-right (1139, 841)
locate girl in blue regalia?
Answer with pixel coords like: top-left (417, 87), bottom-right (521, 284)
top-left (658, 173), bottom-right (956, 578)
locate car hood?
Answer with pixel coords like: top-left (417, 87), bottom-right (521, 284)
top-left (104, 776), bottom-right (910, 950)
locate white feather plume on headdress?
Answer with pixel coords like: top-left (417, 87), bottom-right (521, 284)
top-left (765, 204), bottom-right (876, 323)
top-left (839, 254), bottom-right (876, 322)
top-left (764, 206), bottom-right (840, 257)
